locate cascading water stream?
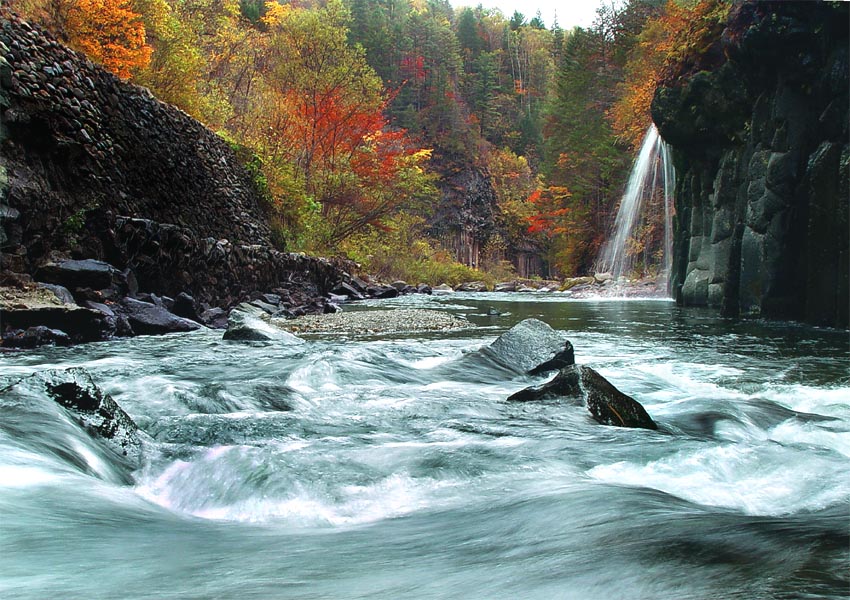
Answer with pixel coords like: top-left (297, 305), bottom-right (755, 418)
top-left (596, 124), bottom-right (675, 292)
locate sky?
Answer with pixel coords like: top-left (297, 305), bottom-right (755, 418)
top-left (448, 0), bottom-right (613, 30)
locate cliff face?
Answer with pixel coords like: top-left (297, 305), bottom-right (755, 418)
top-left (652, 1), bottom-right (848, 328)
top-left (429, 164), bottom-right (499, 269)
top-left (0, 11), bottom-right (341, 308)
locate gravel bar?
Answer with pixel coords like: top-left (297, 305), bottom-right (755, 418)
top-left (271, 309), bottom-right (471, 335)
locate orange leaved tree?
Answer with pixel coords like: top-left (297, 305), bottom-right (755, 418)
top-left (244, 0), bottom-right (433, 249)
top-left (66, 0), bottom-right (152, 80)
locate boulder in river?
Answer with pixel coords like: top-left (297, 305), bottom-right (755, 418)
top-left (508, 364), bottom-right (657, 430)
top-left (1, 368), bottom-right (143, 466)
top-left (223, 303), bottom-right (305, 343)
top-left (483, 318), bottom-right (574, 374)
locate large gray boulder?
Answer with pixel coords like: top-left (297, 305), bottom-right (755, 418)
top-left (119, 298), bottom-right (202, 336)
top-left (483, 318), bottom-right (574, 374)
top-left (223, 303), bottom-right (304, 343)
top-left (508, 364), bottom-right (657, 430)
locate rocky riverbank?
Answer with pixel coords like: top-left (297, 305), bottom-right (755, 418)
top-left (0, 9), bottom-right (354, 345)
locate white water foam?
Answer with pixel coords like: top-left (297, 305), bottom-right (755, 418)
top-left (136, 449), bottom-right (460, 526)
top-left (588, 441), bottom-right (850, 516)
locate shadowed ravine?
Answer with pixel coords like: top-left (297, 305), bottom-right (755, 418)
top-left (1, 293), bottom-right (848, 599)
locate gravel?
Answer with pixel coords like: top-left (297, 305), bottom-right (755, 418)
top-left (270, 309), bottom-right (471, 336)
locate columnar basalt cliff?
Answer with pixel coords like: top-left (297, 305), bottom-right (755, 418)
top-left (652, 1), bottom-right (848, 328)
top-left (0, 10), bottom-right (342, 311)
top-left (429, 164), bottom-right (499, 269)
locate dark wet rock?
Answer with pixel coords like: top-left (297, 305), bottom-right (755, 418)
top-left (1, 13), bottom-right (347, 317)
top-left (653, 1), bottom-right (848, 327)
top-left (527, 343), bottom-right (576, 375)
top-left (390, 280), bottom-right (408, 291)
top-left (2, 325), bottom-right (71, 348)
top-left (83, 300), bottom-right (115, 317)
top-left (331, 282), bottom-right (365, 300)
top-left (455, 281), bottom-right (488, 292)
top-left (171, 292), bottom-right (201, 322)
top-left (200, 306), bottom-right (228, 329)
top-left (508, 364), bottom-right (658, 430)
top-left (37, 282), bottom-right (75, 304)
top-left (482, 318), bottom-right (573, 374)
top-left (249, 299), bottom-right (278, 314)
top-left (119, 297), bottom-right (201, 336)
top-left (223, 303), bottom-right (304, 343)
top-left (349, 275), bottom-right (370, 294)
top-left (416, 284), bottom-right (432, 295)
top-left (0, 368), bottom-right (143, 466)
top-left (260, 293), bottom-right (281, 306)
top-left (367, 284), bottom-right (399, 299)
top-left (35, 259), bottom-right (118, 291)
top-left (135, 292), bottom-right (164, 307)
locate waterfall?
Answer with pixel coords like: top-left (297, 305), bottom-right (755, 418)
top-left (596, 124), bottom-right (675, 290)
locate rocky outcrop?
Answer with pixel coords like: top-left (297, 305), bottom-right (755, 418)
top-left (429, 165), bottom-right (499, 269)
top-left (0, 285), bottom-right (108, 343)
top-left (652, 1), bottom-right (849, 327)
top-left (508, 364), bottom-right (658, 430)
top-left (0, 10), bottom-right (344, 316)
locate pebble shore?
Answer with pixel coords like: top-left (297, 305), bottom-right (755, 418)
top-left (272, 309), bottom-right (471, 335)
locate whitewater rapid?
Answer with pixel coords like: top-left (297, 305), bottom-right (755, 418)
top-left (1, 294), bottom-right (847, 599)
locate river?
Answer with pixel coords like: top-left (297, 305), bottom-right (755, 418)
top-left (1, 293), bottom-right (848, 599)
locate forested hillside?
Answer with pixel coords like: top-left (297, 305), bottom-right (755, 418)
top-left (13, 0), bottom-right (728, 283)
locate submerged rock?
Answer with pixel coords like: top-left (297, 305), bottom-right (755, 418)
top-left (482, 318), bottom-right (574, 374)
top-left (0, 368), bottom-right (143, 466)
top-left (508, 364), bottom-right (657, 430)
top-left (223, 303), bottom-right (304, 343)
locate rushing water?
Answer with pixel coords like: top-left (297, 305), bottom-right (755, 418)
top-left (1, 293), bottom-right (848, 599)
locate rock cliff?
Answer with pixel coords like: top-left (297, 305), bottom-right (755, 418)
top-left (652, 1), bottom-right (848, 327)
top-left (0, 10), bottom-right (342, 311)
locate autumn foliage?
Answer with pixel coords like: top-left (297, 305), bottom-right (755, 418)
top-left (610, 0), bottom-right (731, 147)
top-left (12, 0), bottom-right (735, 279)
